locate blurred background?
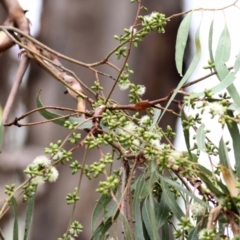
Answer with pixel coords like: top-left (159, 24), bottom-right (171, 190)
top-left (0, 0), bottom-right (184, 239)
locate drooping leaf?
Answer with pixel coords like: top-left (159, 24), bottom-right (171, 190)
top-left (156, 195), bottom-right (169, 228)
top-left (188, 226), bottom-right (199, 240)
top-left (160, 19), bottom-right (202, 122)
top-left (208, 19), bottom-right (214, 62)
top-left (160, 175), bottom-right (209, 208)
top-left (196, 124), bottom-right (205, 151)
top-left (150, 104), bottom-right (161, 131)
top-left (181, 110), bottom-right (192, 158)
top-left (142, 196), bottom-right (160, 240)
top-left (215, 24), bottom-right (231, 78)
top-left (36, 92), bottom-right (93, 129)
top-left (91, 193), bottom-right (113, 232)
top-left (215, 24), bottom-right (240, 107)
top-left (121, 213), bottom-right (134, 240)
top-left (220, 165), bottom-right (238, 197)
top-left (175, 12), bottom-right (193, 76)
top-left (23, 195), bottom-right (36, 240)
top-left (219, 138), bottom-right (231, 170)
top-left (91, 213), bottom-right (118, 240)
top-left (161, 221), bottom-right (169, 240)
top-left (226, 110), bottom-right (240, 180)
top-left (197, 165), bottom-right (224, 198)
top-left (10, 197), bottom-right (19, 240)
top-left (234, 51), bottom-right (240, 72)
top-left (161, 180), bottom-right (184, 220)
top-left (0, 106), bottom-right (3, 152)
top-left (133, 174), bottom-right (145, 240)
top-left (191, 72), bottom-right (235, 98)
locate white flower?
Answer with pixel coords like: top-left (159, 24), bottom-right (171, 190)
top-left (48, 166), bottom-right (59, 182)
top-left (32, 176), bottom-right (45, 185)
top-left (190, 202), bottom-right (205, 217)
top-left (118, 82), bottom-right (130, 90)
top-left (52, 151), bottom-right (63, 161)
top-left (133, 139), bottom-right (140, 146)
top-left (168, 151), bottom-right (182, 162)
top-left (150, 139), bottom-right (164, 151)
top-left (209, 102), bottom-right (226, 115)
top-left (139, 115), bottom-right (150, 126)
top-left (124, 122), bottom-right (136, 133)
top-left (129, 26), bottom-right (137, 35)
top-left (143, 12), bottom-right (158, 22)
top-left (136, 85), bottom-right (146, 95)
top-left (32, 155), bottom-right (51, 167)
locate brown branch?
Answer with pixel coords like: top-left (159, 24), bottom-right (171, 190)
top-left (3, 54), bottom-right (29, 123)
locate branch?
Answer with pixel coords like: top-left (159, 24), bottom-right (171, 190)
top-left (3, 54), bottom-right (29, 123)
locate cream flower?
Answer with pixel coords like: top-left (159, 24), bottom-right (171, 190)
top-left (48, 166), bottom-right (59, 182)
top-left (33, 155), bottom-right (51, 167)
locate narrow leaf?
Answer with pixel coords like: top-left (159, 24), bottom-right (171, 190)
top-left (133, 174), bottom-right (145, 240)
top-left (10, 197), bottom-right (18, 240)
top-left (226, 110), bottom-right (240, 180)
top-left (175, 12), bottom-right (193, 76)
top-left (196, 124), bottom-right (205, 151)
top-left (161, 180), bottom-right (184, 220)
top-left (234, 52), bottom-right (240, 72)
top-left (161, 221), bottom-right (169, 240)
top-left (36, 92), bottom-right (93, 129)
top-left (215, 24), bottom-right (240, 107)
top-left (142, 197), bottom-right (160, 240)
top-left (181, 110), bottom-right (192, 158)
top-left (160, 175), bottom-right (209, 208)
top-left (150, 104), bottom-right (161, 131)
top-left (121, 213), bottom-right (134, 240)
top-left (23, 195), bottom-right (36, 240)
top-left (160, 19), bottom-right (202, 122)
top-left (91, 193), bottom-right (112, 232)
top-left (91, 214), bottom-right (118, 240)
top-left (220, 165), bottom-right (238, 197)
top-left (219, 138), bottom-right (231, 170)
top-left (208, 19), bottom-right (214, 62)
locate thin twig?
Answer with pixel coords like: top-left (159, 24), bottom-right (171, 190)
top-left (3, 54), bottom-right (29, 123)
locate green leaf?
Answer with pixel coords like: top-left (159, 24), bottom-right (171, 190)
top-left (188, 226), bottom-right (199, 240)
top-left (161, 221), bottom-right (169, 240)
top-left (226, 110), bottom-right (240, 179)
top-left (219, 137), bottom-right (232, 170)
top-left (91, 214), bottom-right (118, 240)
top-left (215, 24), bottom-right (240, 107)
top-left (208, 19), bottom-right (214, 62)
top-left (175, 12), bottom-right (193, 76)
top-left (160, 19), bottom-right (201, 122)
top-left (191, 72), bottom-right (235, 98)
top-left (142, 196), bottom-right (160, 240)
top-left (150, 104), bottom-right (161, 132)
top-left (181, 110), bottom-right (192, 158)
top-left (197, 165), bottom-right (224, 198)
top-left (156, 195), bottom-right (169, 228)
top-left (234, 51), bottom-right (240, 72)
top-left (161, 180), bottom-right (184, 220)
top-left (121, 213), bottom-right (134, 240)
top-left (215, 24), bottom-right (231, 78)
top-left (10, 197), bottom-right (18, 240)
top-left (91, 193), bottom-right (113, 233)
top-left (0, 106), bottom-right (3, 152)
top-left (133, 174), bottom-right (145, 240)
top-left (23, 195), bottom-right (36, 240)
top-left (196, 124), bottom-right (205, 151)
top-left (160, 175), bottom-right (209, 208)
top-left (36, 92), bottom-right (93, 129)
